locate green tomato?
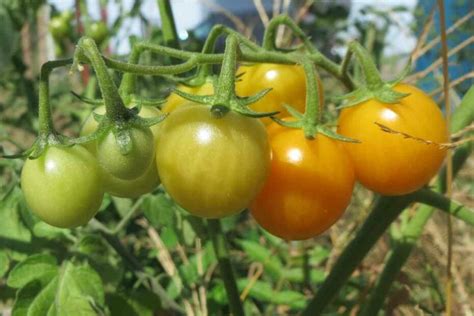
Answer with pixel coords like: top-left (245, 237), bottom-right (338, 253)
top-left (21, 145), bottom-right (104, 228)
top-left (155, 103), bottom-right (270, 218)
top-left (86, 21), bottom-right (108, 45)
top-left (49, 16), bottom-right (71, 40)
top-left (81, 105), bottom-right (161, 197)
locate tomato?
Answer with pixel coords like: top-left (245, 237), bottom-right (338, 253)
top-left (236, 64), bottom-right (323, 124)
top-left (81, 105), bottom-right (161, 197)
top-left (86, 21), bottom-right (108, 45)
top-left (49, 16), bottom-right (71, 40)
top-left (21, 145), bottom-right (104, 228)
top-left (162, 82), bottom-right (214, 113)
top-left (155, 103), bottom-right (270, 218)
top-left (337, 83), bottom-right (448, 196)
top-left (251, 122), bottom-right (355, 240)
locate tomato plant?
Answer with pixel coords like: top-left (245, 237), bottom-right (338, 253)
top-left (251, 121), bottom-right (355, 240)
top-left (337, 83), bottom-right (448, 196)
top-left (236, 64), bottom-right (322, 124)
top-left (20, 145), bottom-right (104, 228)
top-left (49, 14), bottom-right (72, 40)
top-left (155, 103), bottom-right (270, 218)
top-left (81, 105), bottom-right (161, 197)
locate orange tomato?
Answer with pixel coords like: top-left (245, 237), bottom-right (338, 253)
top-left (236, 63), bottom-right (323, 124)
top-left (251, 122), bottom-right (355, 240)
top-left (337, 83), bottom-right (448, 195)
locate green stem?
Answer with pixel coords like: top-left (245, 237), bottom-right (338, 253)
top-left (119, 40), bottom-right (142, 96)
top-left (156, 0), bottom-right (179, 49)
top-left (77, 37), bottom-right (129, 121)
top-left (38, 59), bottom-right (73, 135)
top-left (208, 219), bottom-right (244, 316)
top-left (302, 194), bottom-right (415, 316)
top-left (298, 57), bottom-right (321, 138)
top-left (263, 15), bottom-right (315, 53)
top-left (213, 35), bottom-right (239, 114)
top-left (347, 41), bottom-right (383, 89)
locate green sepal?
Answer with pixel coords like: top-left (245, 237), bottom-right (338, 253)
top-left (71, 91), bottom-right (103, 106)
top-left (172, 88), bottom-right (214, 105)
top-left (129, 95), bottom-right (166, 107)
top-left (139, 114), bottom-right (169, 127)
top-left (232, 106), bottom-right (279, 118)
top-left (239, 88), bottom-right (272, 106)
top-left (387, 60), bottom-right (412, 86)
top-left (317, 126), bottom-right (361, 143)
top-left (336, 84), bottom-right (409, 109)
top-left (270, 117), bottom-right (304, 129)
top-left (282, 103), bottom-right (304, 119)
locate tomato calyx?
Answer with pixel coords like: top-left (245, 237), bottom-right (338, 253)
top-left (336, 41), bottom-right (412, 109)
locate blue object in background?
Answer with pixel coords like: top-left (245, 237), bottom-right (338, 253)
top-left (415, 0), bottom-right (473, 93)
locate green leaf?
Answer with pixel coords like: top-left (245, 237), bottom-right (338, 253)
top-left (27, 277), bottom-right (58, 316)
top-left (0, 250), bottom-right (9, 278)
top-left (76, 235), bottom-right (108, 257)
top-left (55, 262), bottom-right (105, 316)
top-left (106, 289), bottom-right (161, 316)
top-left (12, 281), bottom-right (43, 316)
top-left (7, 254), bottom-right (58, 289)
top-left (32, 222), bottom-right (70, 240)
top-left (142, 194), bottom-right (175, 228)
top-left (0, 187), bottom-right (31, 247)
top-left (236, 240), bottom-right (283, 280)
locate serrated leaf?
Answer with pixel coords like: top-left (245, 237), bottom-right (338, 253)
top-left (0, 187), bottom-right (31, 245)
top-left (76, 235), bottom-right (108, 256)
top-left (236, 240), bottom-right (283, 280)
top-left (55, 262), bottom-right (105, 316)
top-left (142, 194), bottom-right (175, 228)
top-left (7, 254), bottom-right (58, 289)
top-left (0, 250), bottom-right (9, 278)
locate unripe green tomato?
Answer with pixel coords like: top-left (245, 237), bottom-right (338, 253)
top-left (86, 21), bottom-right (108, 45)
top-left (81, 106), bottom-right (161, 195)
top-left (155, 103), bottom-right (271, 218)
top-left (21, 145), bottom-right (104, 228)
top-left (49, 16), bottom-right (72, 40)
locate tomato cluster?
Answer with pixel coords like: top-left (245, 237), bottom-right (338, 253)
top-left (20, 64), bottom-right (447, 239)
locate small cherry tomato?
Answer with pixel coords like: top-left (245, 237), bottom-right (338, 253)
top-left (155, 103), bottom-right (270, 218)
top-left (162, 82), bottom-right (214, 113)
top-left (86, 21), bottom-right (108, 45)
top-left (236, 64), bottom-right (323, 124)
top-left (337, 83), bottom-right (448, 195)
top-left (49, 15), bottom-right (72, 40)
top-left (251, 122), bottom-right (355, 240)
top-left (21, 145), bottom-right (104, 228)
top-left (81, 105), bottom-right (162, 197)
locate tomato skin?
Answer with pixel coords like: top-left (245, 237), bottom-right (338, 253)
top-left (81, 105), bottom-right (161, 197)
top-left (49, 16), bottom-right (72, 40)
top-left (86, 21), bottom-right (108, 45)
top-left (236, 64), bottom-right (323, 125)
top-left (251, 123), bottom-right (355, 240)
top-left (155, 104), bottom-right (270, 218)
top-left (21, 146), bottom-right (104, 228)
top-left (337, 84), bottom-right (448, 196)
top-left (162, 82), bottom-right (214, 113)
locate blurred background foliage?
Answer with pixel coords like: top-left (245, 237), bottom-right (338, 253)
top-left (0, 0), bottom-right (472, 315)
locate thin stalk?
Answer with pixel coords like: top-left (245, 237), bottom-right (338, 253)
top-left (436, 1), bottom-right (453, 314)
top-left (208, 219), bottom-right (244, 316)
top-left (347, 41), bottom-right (383, 89)
top-left (156, 0), bottom-right (179, 49)
top-left (78, 37), bottom-right (129, 121)
top-left (38, 59), bottom-right (73, 135)
top-left (214, 35), bottom-right (239, 110)
top-left (302, 194), bottom-right (415, 316)
top-left (298, 57), bottom-right (322, 138)
top-left (119, 42), bottom-right (142, 96)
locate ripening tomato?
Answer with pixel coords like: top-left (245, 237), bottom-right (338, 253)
top-left (337, 83), bottom-right (448, 196)
top-left (251, 122), bottom-right (355, 240)
top-left (162, 82), bottom-right (214, 113)
top-left (86, 21), bottom-right (108, 45)
top-left (236, 64), bottom-right (323, 124)
top-left (155, 103), bottom-right (270, 218)
top-left (21, 145), bottom-right (104, 228)
top-left (81, 105), bottom-right (161, 197)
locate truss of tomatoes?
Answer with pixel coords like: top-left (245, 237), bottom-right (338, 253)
top-left (20, 64), bottom-right (448, 240)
